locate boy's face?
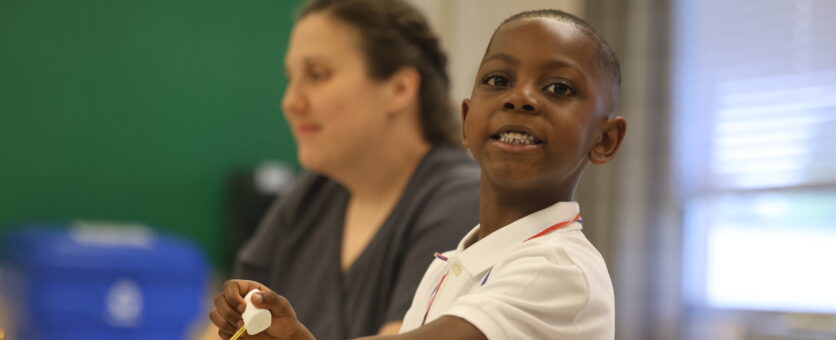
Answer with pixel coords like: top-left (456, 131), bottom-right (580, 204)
top-left (462, 18), bottom-right (617, 192)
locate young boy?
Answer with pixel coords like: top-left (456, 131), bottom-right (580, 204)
top-left (209, 9), bottom-right (626, 340)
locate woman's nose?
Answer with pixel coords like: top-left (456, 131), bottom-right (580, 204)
top-left (281, 83), bottom-right (307, 116)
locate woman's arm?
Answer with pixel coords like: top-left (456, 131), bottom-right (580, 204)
top-left (376, 321), bottom-right (402, 335)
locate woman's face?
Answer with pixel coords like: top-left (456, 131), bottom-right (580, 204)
top-left (282, 13), bottom-right (391, 173)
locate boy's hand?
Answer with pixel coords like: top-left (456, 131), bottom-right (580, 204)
top-left (208, 279), bottom-right (315, 340)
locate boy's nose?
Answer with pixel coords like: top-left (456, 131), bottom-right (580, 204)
top-left (503, 102), bottom-right (536, 112)
top-left (503, 86), bottom-right (539, 113)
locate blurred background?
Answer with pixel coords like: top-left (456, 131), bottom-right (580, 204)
top-left (2, 0), bottom-right (835, 339)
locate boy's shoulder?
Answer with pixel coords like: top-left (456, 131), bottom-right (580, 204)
top-left (421, 202), bottom-right (609, 289)
top-left (443, 229), bottom-right (615, 339)
top-left (402, 211), bottom-right (615, 338)
top-left (491, 228), bottom-right (609, 284)
top-left (508, 225), bottom-right (603, 263)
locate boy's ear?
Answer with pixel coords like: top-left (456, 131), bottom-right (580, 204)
top-left (589, 116), bottom-right (627, 165)
top-left (460, 99), bottom-right (471, 147)
top-left (384, 67), bottom-right (420, 115)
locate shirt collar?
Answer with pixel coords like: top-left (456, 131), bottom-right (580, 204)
top-left (455, 201), bottom-right (582, 276)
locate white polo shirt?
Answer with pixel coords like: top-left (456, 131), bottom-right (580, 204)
top-left (400, 202), bottom-right (614, 340)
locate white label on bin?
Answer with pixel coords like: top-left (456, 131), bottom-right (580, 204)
top-left (71, 222), bottom-right (154, 248)
top-left (105, 279), bottom-right (143, 327)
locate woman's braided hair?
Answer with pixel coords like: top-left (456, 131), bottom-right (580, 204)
top-left (299, 0), bottom-right (459, 146)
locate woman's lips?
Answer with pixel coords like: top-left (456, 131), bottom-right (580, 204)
top-left (294, 124), bottom-right (321, 137)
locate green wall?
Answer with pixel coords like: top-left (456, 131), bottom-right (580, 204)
top-left (0, 0), bottom-right (303, 268)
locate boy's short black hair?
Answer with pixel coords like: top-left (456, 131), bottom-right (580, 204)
top-left (494, 9), bottom-right (622, 113)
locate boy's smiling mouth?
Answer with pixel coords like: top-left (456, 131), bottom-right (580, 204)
top-left (495, 131), bottom-right (539, 145)
top-left (488, 125), bottom-right (544, 149)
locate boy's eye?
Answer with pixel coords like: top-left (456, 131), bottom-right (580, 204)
top-left (544, 82), bottom-right (576, 96)
top-left (483, 75), bottom-right (511, 87)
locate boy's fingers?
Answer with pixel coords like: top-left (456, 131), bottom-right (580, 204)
top-left (208, 309), bottom-right (237, 334)
top-left (221, 280), bottom-right (248, 313)
top-left (252, 291), bottom-right (295, 317)
top-left (212, 293), bottom-right (242, 330)
top-left (256, 292), bottom-right (305, 339)
top-left (217, 327), bottom-right (234, 340)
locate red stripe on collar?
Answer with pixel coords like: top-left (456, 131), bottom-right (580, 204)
top-left (524, 213), bottom-right (583, 242)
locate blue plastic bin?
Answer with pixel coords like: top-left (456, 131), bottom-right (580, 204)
top-left (1, 222), bottom-right (208, 340)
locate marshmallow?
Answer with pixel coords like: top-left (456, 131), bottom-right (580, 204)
top-left (243, 289), bottom-right (272, 335)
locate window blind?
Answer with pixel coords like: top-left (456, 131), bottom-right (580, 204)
top-left (700, 0), bottom-right (836, 190)
top-left (677, 0), bottom-right (836, 313)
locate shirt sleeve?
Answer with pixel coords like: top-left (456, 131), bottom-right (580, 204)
top-left (442, 240), bottom-right (613, 340)
top-left (383, 175), bottom-right (480, 323)
top-left (231, 173), bottom-right (316, 282)
top-left (231, 197), bottom-right (286, 283)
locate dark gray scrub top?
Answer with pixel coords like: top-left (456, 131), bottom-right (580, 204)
top-left (233, 146), bottom-right (480, 340)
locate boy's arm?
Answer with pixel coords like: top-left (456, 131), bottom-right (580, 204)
top-left (212, 280), bottom-right (486, 340)
top-left (359, 316), bottom-right (486, 340)
top-left (267, 300), bottom-right (487, 340)
top-left (279, 316), bottom-right (486, 340)
top-left (279, 315), bottom-right (486, 340)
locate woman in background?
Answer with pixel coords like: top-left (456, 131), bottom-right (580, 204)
top-left (204, 0), bottom-right (479, 339)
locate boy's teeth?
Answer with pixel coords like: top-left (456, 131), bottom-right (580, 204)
top-left (498, 131), bottom-right (536, 145)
